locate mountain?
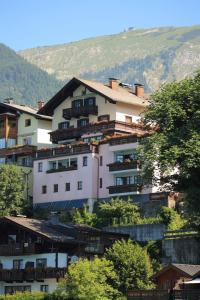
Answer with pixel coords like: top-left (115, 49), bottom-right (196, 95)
top-left (0, 43), bottom-right (63, 107)
top-left (19, 25), bottom-right (200, 92)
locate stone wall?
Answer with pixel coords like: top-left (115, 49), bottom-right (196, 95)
top-left (104, 223), bottom-right (165, 242)
top-left (162, 236), bottom-right (200, 264)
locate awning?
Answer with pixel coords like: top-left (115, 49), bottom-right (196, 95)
top-left (185, 278), bottom-right (200, 284)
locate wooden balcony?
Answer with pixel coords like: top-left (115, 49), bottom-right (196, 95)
top-left (46, 165), bottom-right (77, 173)
top-left (63, 105), bottom-right (98, 119)
top-left (0, 268), bottom-right (66, 282)
top-left (107, 161), bottom-right (140, 172)
top-left (36, 144), bottom-right (94, 159)
top-left (0, 145), bottom-right (36, 157)
top-left (50, 120), bottom-right (145, 143)
top-left (107, 184), bottom-right (142, 194)
top-left (0, 243), bottom-right (40, 256)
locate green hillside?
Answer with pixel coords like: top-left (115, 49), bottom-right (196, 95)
top-left (19, 25), bottom-right (200, 92)
top-left (0, 43), bottom-right (63, 107)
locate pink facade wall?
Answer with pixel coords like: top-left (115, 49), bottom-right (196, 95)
top-left (33, 141), bottom-right (156, 206)
top-left (33, 153), bottom-right (98, 204)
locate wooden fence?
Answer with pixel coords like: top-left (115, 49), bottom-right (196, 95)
top-left (127, 289), bottom-right (200, 300)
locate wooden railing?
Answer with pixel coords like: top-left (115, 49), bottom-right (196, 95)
top-left (36, 144), bottom-right (93, 159)
top-left (63, 105), bottom-right (98, 119)
top-left (107, 161), bottom-right (140, 172)
top-left (128, 289), bottom-right (200, 300)
top-left (0, 243), bottom-right (40, 256)
top-left (50, 120), bottom-right (145, 143)
top-left (107, 184), bottom-right (142, 194)
top-left (0, 268), bottom-right (66, 281)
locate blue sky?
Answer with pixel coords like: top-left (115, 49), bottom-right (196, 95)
top-left (0, 0), bottom-right (200, 51)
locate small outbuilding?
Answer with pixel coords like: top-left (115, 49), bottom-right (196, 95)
top-left (154, 264), bottom-right (200, 290)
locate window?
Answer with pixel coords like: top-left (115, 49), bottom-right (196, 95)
top-left (77, 181), bottom-right (82, 190)
top-left (0, 138), bottom-right (6, 149)
top-left (40, 285), bottom-right (49, 293)
top-left (65, 182), bottom-right (70, 191)
top-left (13, 259), bottom-right (23, 270)
top-left (98, 115), bottom-right (110, 122)
top-left (42, 185), bottom-right (47, 194)
top-left (5, 286), bottom-right (31, 295)
top-left (23, 136), bottom-right (32, 145)
top-left (8, 119), bottom-right (16, 128)
top-left (84, 97), bottom-right (96, 106)
top-left (125, 116), bottom-right (132, 124)
top-left (54, 184), bottom-right (58, 193)
top-left (72, 99), bottom-right (83, 108)
top-left (83, 156), bottom-right (88, 166)
top-left (99, 178), bottom-right (102, 189)
top-left (58, 121), bottom-right (70, 129)
top-left (8, 235), bottom-right (16, 244)
top-left (7, 138), bottom-right (16, 147)
top-left (100, 156), bottom-right (103, 166)
top-left (25, 119), bottom-right (31, 127)
top-left (38, 162), bottom-right (43, 172)
top-left (0, 120), bottom-right (4, 129)
top-left (36, 258), bottom-right (47, 268)
top-left (77, 118), bottom-right (89, 127)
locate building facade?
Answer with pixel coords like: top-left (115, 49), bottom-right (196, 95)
top-left (31, 77), bottom-right (161, 210)
top-left (0, 216), bottom-right (127, 294)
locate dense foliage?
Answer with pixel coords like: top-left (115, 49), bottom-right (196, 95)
top-left (0, 43), bottom-right (62, 106)
top-left (139, 71), bottom-right (200, 227)
top-left (96, 198), bottom-right (141, 227)
top-left (0, 165), bottom-right (25, 216)
top-left (54, 257), bottom-right (120, 300)
top-left (105, 240), bottom-right (154, 294)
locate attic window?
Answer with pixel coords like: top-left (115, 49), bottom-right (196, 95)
top-left (25, 119), bottom-right (31, 127)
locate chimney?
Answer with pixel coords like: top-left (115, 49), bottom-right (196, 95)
top-left (4, 97), bottom-right (14, 104)
top-left (109, 78), bottom-right (119, 89)
top-left (134, 84), bottom-right (144, 97)
top-left (38, 100), bottom-right (45, 110)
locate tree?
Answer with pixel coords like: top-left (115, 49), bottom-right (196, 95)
top-left (54, 257), bottom-right (120, 300)
top-left (105, 240), bottom-right (154, 294)
top-left (0, 165), bottom-right (25, 216)
top-left (97, 198), bottom-right (140, 227)
top-left (158, 206), bottom-right (186, 230)
top-left (138, 71), bottom-right (200, 227)
top-left (72, 205), bottom-right (97, 226)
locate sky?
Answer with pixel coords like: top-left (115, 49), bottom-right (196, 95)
top-left (0, 0), bottom-right (200, 51)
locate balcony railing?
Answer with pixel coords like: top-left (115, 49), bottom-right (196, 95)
top-left (0, 243), bottom-right (37, 256)
top-left (0, 268), bottom-right (66, 281)
top-left (63, 105), bottom-right (98, 119)
top-left (50, 120), bottom-right (145, 143)
top-left (36, 144), bottom-right (94, 159)
top-left (0, 145), bottom-right (36, 157)
top-left (46, 165), bottom-right (77, 173)
top-left (107, 161), bottom-right (140, 172)
top-left (107, 184), bottom-right (142, 194)
top-left (85, 243), bottom-right (104, 254)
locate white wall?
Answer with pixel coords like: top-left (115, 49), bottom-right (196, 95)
top-left (0, 253), bottom-right (67, 269)
top-left (0, 278), bottom-right (58, 294)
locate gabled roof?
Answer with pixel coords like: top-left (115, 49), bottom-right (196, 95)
top-left (1, 216), bottom-right (78, 243)
top-left (38, 77), bottom-right (149, 116)
top-left (0, 102), bottom-right (52, 120)
top-left (154, 264), bottom-right (200, 279)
